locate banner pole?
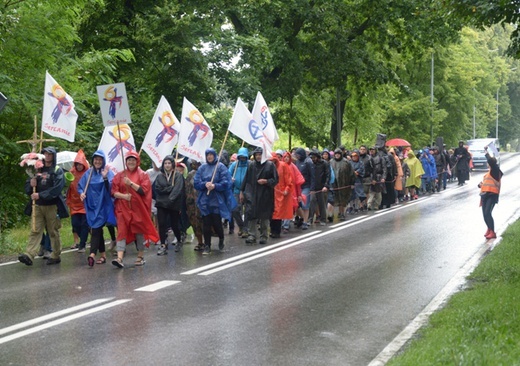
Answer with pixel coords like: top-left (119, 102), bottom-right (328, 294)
top-left (207, 129), bottom-right (230, 195)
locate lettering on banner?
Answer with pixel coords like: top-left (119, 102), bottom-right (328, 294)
top-left (43, 123), bottom-right (71, 136)
top-left (179, 144), bottom-right (203, 160)
top-left (146, 143), bottom-right (163, 164)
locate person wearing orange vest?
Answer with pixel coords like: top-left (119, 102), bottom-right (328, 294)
top-left (478, 146), bottom-right (503, 239)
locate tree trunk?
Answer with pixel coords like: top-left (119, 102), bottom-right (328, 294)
top-left (331, 85), bottom-right (348, 149)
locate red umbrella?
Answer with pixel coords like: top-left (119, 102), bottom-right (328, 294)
top-left (385, 138), bottom-right (411, 147)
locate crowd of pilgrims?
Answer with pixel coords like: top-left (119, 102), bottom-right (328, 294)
top-left (24, 141), bottom-right (472, 268)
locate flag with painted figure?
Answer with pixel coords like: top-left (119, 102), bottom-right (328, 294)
top-left (177, 98), bottom-right (213, 163)
top-left (98, 124), bottom-right (136, 173)
top-left (41, 71), bottom-right (78, 142)
top-left (228, 97), bottom-right (271, 163)
top-left (96, 82), bottom-right (132, 127)
top-left (141, 96), bottom-right (180, 167)
top-left (252, 91), bottom-right (278, 147)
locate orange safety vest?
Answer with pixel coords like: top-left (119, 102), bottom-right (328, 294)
top-left (480, 172), bottom-right (500, 195)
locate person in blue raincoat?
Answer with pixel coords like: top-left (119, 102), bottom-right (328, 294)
top-left (78, 150), bottom-right (116, 267)
top-left (228, 147), bottom-right (249, 238)
top-left (194, 148), bottom-right (236, 254)
top-left (419, 148), bottom-right (437, 194)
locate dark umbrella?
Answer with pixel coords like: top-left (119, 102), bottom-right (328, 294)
top-left (385, 138), bottom-right (411, 147)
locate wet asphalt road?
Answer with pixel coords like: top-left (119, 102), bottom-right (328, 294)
top-left (2, 153), bottom-right (520, 366)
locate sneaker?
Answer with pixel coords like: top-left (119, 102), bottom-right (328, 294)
top-left (185, 234), bottom-right (194, 243)
top-left (301, 223), bottom-right (309, 230)
top-left (18, 254), bottom-right (33, 266)
top-left (157, 245), bottom-right (168, 256)
top-left (202, 245), bottom-right (211, 255)
top-left (319, 221), bottom-right (326, 226)
top-left (218, 239), bottom-right (225, 251)
top-left (346, 207), bottom-right (353, 214)
top-left (77, 248), bottom-right (86, 253)
top-left (259, 237), bottom-right (267, 244)
top-left (47, 258), bottom-right (61, 265)
top-left (174, 241), bottom-right (183, 252)
top-left (43, 250), bottom-right (52, 259)
top-left (245, 236), bottom-right (256, 244)
top-left (338, 213), bottom-right (346, 221)
top-left (166, 229), bottom-right (175, 245)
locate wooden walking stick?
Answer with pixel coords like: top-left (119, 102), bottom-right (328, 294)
top-left (207, 130), bottom-right (230, 195)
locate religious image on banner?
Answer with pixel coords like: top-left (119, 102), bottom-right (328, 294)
top-left (41, 71), bottom-right (78, 142)
top-left (96, 83), bottom-right (132, 127)
top-left (252, 91), bottom-right (279, 145)
top-left (141, 96), bottom-right (180, 167)
top-left (177, 98), bottom-right (213, 162)
top-left (228, 97), bottom-right (272, 163)
top-left (98, 124), bottom-right (136, 172)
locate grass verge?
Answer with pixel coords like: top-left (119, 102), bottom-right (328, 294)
top-left (388, 219), bottom-right (520, 365)
top-left (0, 218), bottom-right (75, 257)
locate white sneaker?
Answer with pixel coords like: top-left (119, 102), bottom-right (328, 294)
top-left (185, 234), bottom-right (194, 243)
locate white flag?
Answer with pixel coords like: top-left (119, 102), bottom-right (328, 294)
top-left (97, 124), bottom-right (136, 173)
top-left (228, 97), bottom-right (271, 163)
top-left (41, 71), bottom-right (78, 142)
top-left (96, 82), bottom-right (132, 127)
top-left (252, 91), bottom-right (278, 145)
top-left (177, 98), bottom-right (213, 163)
top-left (141, 96), bottom-right (180, 167)
top-left (488, 141), bottom-right (499, 158)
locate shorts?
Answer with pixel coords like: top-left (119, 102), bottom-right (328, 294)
top-left (301, 187), bottom-right (311, 210)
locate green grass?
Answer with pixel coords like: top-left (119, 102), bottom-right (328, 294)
top-left (389, 220), bottom-right (520, 365)
top-left (0, 218), bottom-right (76, 256)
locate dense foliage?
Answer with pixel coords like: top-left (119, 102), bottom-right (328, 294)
top-left (1, 0), bottom-right (519, 232)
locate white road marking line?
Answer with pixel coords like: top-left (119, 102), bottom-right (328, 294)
top-left (134, 280), bottom-right (180, 292)
top-left (0, 298), bottom-right (113, 336)
top-left (198, 197), bottom-right (435, 276)
top-left (180, 231), bottom-right (321, 275)
top-left (0, 299), bottom-right (131, 345)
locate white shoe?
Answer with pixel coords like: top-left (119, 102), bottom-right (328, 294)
top-left (185, 234), bottom-right (194, 243)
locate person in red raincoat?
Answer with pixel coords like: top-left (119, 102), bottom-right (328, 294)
top-left (270, 152), bottom-right (293, 238)
top-left (66, 149), bottom-right (90, 252)
top-left (111, 151), bottom-right (159, 268)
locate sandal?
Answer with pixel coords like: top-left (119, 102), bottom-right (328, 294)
top-left (87, 256), bottom-right (95, 267)
top-left (134, 256), bottom-right (145, 266)
top-left (96, 257), bottom-right (106, 264)
top-left (194, 244), bottom-right (204, 251)
top-left (112, 257), bottom-right (124, 269)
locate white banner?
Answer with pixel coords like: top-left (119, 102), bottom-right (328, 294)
top-left (41, 71), bottom-right (78, 142)
top-left (141, 96), bottom-right (180, 167)
top-left (228, 97), bottom-right (271, 163)
top-left (96, 82), bottom-right (132, 127)
top-left (252, 91), bottom-right (278, 145)
top-left (97, 124), bottom-right (136, 173)
top-left (177, 98), bottom-right (213, 163)
top-left (488, 141), bottom-right (499, 158)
